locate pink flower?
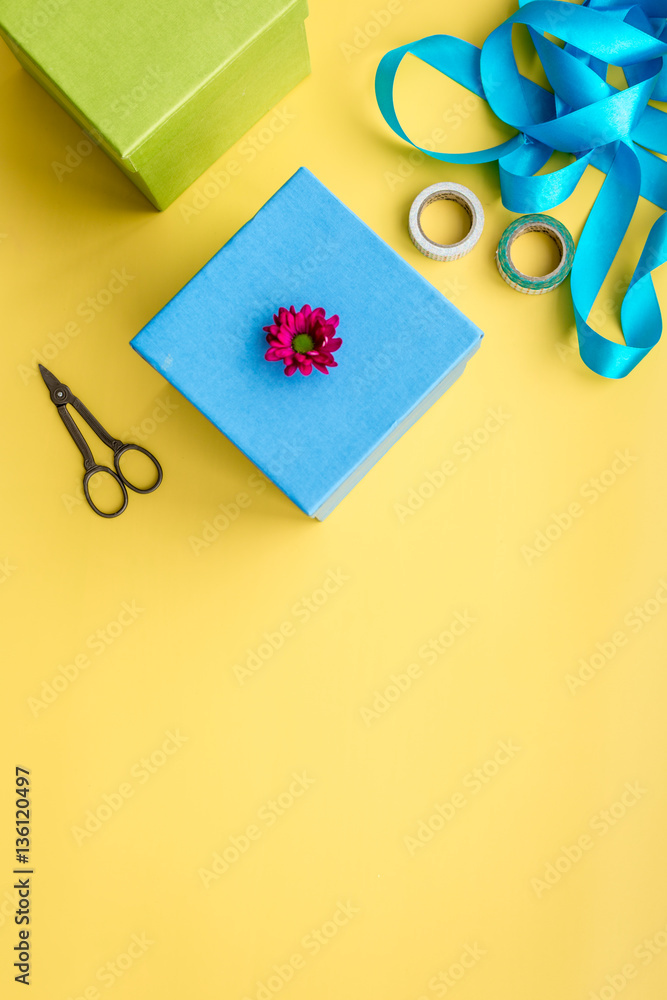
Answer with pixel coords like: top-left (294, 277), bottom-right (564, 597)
top-left (264, 304), bottom-right (342, 376)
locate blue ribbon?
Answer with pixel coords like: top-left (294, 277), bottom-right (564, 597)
top-left (375, 0), bottom-right (667, 378)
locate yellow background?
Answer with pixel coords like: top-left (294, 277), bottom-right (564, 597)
top-left (2, 1), bottom-right (667, 998)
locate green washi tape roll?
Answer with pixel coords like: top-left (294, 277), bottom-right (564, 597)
top-left (495, 214), bottom-right (575, 294)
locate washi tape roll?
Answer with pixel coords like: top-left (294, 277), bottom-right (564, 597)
top-left (495, 214), bottom-right (575, 294)
top-left (409, 182), bottom-right (484, 261)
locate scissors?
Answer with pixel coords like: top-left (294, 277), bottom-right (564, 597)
top-left (39, 365), bottom-right (163, 518)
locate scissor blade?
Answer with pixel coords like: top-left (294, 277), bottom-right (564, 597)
top-left (38, 365), bottom-right (61, 395)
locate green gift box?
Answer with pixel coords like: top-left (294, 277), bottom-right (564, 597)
top-left (0, 0), bottom-right (310, 209)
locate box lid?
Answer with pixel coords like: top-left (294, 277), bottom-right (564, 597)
top-left (131, 168), bottom-right (483, 516)
top-left (0, 0), bottom-right (305, 157)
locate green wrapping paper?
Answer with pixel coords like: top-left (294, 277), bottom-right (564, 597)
top-left (0, 0), bottom-right (310, 209)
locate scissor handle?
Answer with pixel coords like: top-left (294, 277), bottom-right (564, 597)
top-left (114, 443), bottom-right (163, 495)
top-left (83, 465), bottom-right (129, 519)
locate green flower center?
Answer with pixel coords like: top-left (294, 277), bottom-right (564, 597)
top-left (292, 333), bottom-right (314, 353)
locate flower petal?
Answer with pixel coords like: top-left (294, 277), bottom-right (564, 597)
top-left (266, 306), bottom-right (341, 375)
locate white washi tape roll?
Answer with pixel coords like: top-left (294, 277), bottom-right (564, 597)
top-left (409, 182), bottom-right (484, 261)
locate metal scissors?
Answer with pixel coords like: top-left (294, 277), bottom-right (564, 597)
top-left (39, 365), bottom-right (163, 518)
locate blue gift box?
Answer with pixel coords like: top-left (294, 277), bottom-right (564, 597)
top-left (131, 168), bottom-right (483, 518)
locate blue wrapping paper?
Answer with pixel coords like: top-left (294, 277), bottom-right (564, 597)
top-left (131, 168), bottom-right (483, 518)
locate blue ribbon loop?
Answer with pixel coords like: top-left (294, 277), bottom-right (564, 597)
top-left (375, 0), bottom-right (667, 378)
